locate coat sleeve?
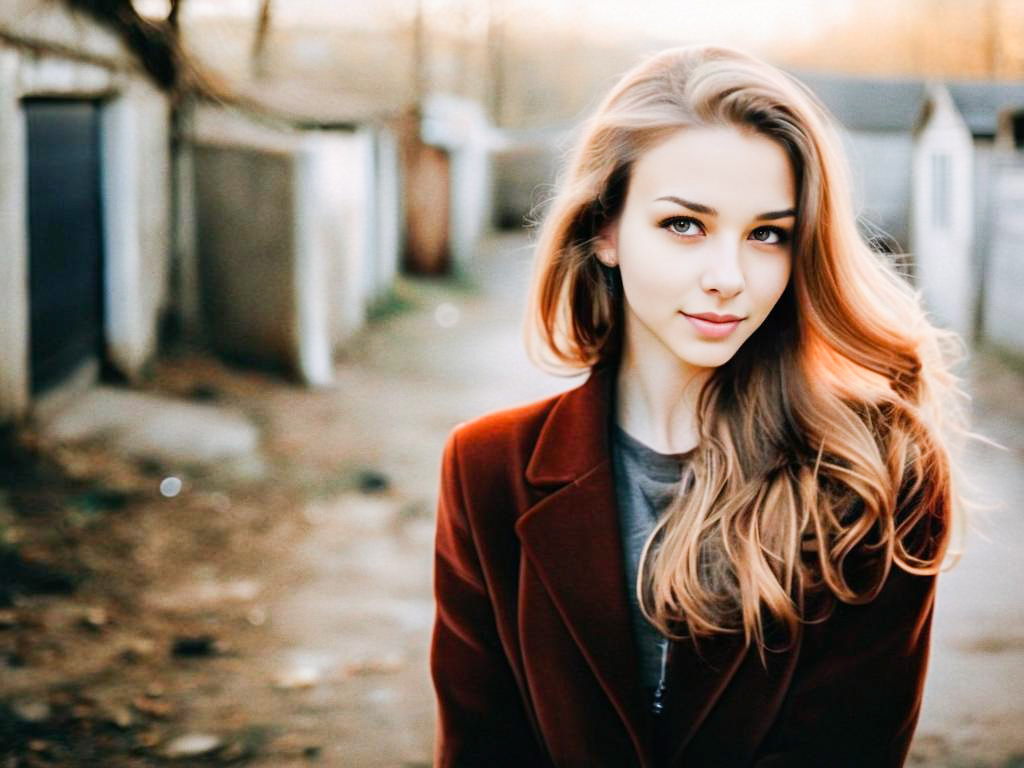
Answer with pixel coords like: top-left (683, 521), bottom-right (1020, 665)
top-left (429, 426), bottom-right (551, 768)
top-left (751, 497), bottom-right (944, 767)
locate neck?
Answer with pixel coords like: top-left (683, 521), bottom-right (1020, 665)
top-left (614, 346), bottom-right (710, 455)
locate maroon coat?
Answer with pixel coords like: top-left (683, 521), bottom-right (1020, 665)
top-left (429, 362), bottom-right (938, 767)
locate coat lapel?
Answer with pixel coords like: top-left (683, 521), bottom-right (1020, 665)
top-left (514, 362), bottom-right (750, 767)
top-left (515, 362), bottom-right (653, 761)
top-left (660, 629), bottom-right (750, 766)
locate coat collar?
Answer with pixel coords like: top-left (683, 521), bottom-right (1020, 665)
top-left (515, 361), bottom-right (750, 768)
top-left (524, 361), bottom-right (616, 486)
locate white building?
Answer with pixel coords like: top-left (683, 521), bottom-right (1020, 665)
top-left (910, 82), bottom-right (976, 338)
top-left (979, 107), bottom-right (1024, 359)
top-left (177, 100), bottom-right (402, 387)
top-left (0, 1), bottom-right (172, 422)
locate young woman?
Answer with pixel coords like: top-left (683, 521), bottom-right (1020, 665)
top-left (430, 44), bottom-right (969, 768)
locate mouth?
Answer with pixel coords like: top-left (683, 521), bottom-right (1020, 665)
top-left (681, 312), bottom-right (745, 339)
top-left (684, 312), bottom-right (744, 323)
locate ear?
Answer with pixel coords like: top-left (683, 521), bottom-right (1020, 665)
top-left (595, 222), bottom-right (619, 268)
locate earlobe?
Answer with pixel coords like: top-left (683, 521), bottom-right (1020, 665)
top-left (595, 227), bottom-right (619, 268)
top-left (596, 247), bottom-right (618, 268)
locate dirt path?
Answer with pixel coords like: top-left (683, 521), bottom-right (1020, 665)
top-left (1, 233), bottom-right (568, 767)
top-left (2, 232), bottom-right (1023, 767)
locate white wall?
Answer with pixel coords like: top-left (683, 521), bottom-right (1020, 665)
top-left (368, 126), bottom-right (401, 308)
top-left (910, 84), bottom-right (975, 339)
top-left (101, 78), bottom-right (172, 377)
top-left (0, 49), bottom-right (30, 421)
top-left (982, 159), bottom-right (1024, 357)
top-left (295, 132), bottom-right (349, 385)
top-left (301, 129), bottom-right (372, 352)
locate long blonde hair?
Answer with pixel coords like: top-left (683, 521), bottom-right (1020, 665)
top-left (524, 44), bottom-right (972, 659)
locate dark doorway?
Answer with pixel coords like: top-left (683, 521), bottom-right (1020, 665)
top-left (404, 143), bottom-right (451, 275)
top-left (24, 98), bottom-right (107, 396)
top-left (1012, 109), bottom-right (1024, 150)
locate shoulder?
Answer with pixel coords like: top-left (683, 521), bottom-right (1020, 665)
top-left (444, 385), bottom-right (575, 472)
top-left (438, 364), bottom-right (610, 515)
top-left (436, 384), bottom-right (581, 531)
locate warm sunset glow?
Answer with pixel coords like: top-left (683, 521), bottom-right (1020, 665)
top-left (137, 0), bottom-right (855, 45)
top-left (133, 0), bottom-right (1024, 82)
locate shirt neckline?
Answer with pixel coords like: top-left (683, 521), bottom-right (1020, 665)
top-left (612, 423), bottom-right (697, 465)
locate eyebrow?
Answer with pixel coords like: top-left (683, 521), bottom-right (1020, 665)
top-left (655, 195), bottom-right (796, 221)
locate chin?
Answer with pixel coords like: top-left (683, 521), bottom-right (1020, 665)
top-left (671, 345), bottom-right (739, 369)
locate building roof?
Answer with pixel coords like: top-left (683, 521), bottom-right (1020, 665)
top-left (787, 68), bottom-right (1024, 137)
top-left (946, 81), bottom-right (1024, 136)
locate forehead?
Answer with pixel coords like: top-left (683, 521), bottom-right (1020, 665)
top-left (628, 125), bottom-right (796, 212)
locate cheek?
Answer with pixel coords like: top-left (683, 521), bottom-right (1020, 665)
top-left (617, 239), bottom-right (664, 291)
top-left (621, 256), bottom-right (671, 293)
top-left (749, 257), bottom-right (792, 309)
top-left (618, 234), bottom-right (698, 298)
top-left (619, 259), bottom-right (697, 313)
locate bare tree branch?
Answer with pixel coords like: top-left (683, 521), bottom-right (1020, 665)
top-left (63, 0), bottom-right (178, 87)
top-left (411, 0), bottom-right (427, 108)
top-left (485, 0), bottom-right (505, 126)
top-left (251, 0), bottom-right (272, 76)
top-left (167, 0), bottom-right (184, 31)
top-left (53, 0), bottom-right (230, 105)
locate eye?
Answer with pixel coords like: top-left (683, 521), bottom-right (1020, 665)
top-left (750, 226), bottom-right (789, 245)
top-left (661, 216), bottom-right (704, 237)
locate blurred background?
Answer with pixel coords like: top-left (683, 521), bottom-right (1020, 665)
top-left (1, 0), bottom-right (1023, 765)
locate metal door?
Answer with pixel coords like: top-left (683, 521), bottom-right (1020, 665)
top-left (24, 99), bottom-right (105, 395)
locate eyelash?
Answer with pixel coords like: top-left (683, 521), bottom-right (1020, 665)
top-left (659, 216), bottom-right (791, 246)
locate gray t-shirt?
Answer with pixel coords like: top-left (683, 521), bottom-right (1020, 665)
top-left (610, 423), bottom-right (694, 705)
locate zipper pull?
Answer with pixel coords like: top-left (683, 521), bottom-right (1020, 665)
top-left (652, 638), bottom-right (669, 716)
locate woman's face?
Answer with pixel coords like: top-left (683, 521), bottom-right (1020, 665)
top-left (598, 125), bottom-right (795, 377)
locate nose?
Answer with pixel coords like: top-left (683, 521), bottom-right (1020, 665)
top-left (699, 237), bottom-right (745, 298)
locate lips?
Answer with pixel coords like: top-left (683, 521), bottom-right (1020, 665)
top-left (684, 312), bottom-right (744, 323)
top-left (681, 311), bottom-right (745, 339)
